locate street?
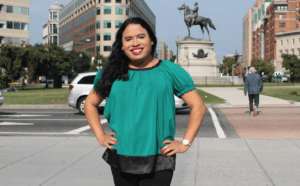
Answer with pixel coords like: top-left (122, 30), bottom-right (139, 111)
top-left (0, 108), bottom-right (239, 138)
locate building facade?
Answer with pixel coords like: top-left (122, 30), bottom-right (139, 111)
top-left (167, 49), bottom-right (173, 61)
top-left (242, 9), bottom-right (253, 67)
top-left (275, 30), bottom-right (300, 71)
top-left (43, 0), bottom-right (64, 45)
top-left (251, 0), bottom-right (300, 71)
top-left (156, 41), bottom-right (168, 60)
top-left (0, 0), bottom-right (29, 46)
top-left (58, 0), bottom-right (155, 57)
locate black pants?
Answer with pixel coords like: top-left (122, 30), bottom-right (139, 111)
top-left (110, 166), bottom-right (174, 186)
top-left (248, 94), bottom-right (259, 112)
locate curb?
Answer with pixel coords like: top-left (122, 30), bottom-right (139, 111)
top-left (0, 104), bottom-right (73, 109)
top-left (205, 100), bottom-right (231, 108)
top-left (287, 100), bottom-right (300, 106)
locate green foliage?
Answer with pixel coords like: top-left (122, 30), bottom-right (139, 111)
top-left (251, 58), bottom-right (275, 76)
top-left (170, 55), bottom-right (176, 63)
top-left (281, 54), bottom-right (300, 82)
top-left (219, 57), bottom-right (240, 75)
top-left (70, 50), bottom-right (92, 75)
top-left (90, 55), bottom-right (108, 71)
top-left (0, 44), bottom-right (24, 88)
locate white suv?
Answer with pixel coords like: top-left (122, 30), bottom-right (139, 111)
top-left (68, 72), bottom-right (189, 114)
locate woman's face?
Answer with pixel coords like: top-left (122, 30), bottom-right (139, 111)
top-left (122, 24), bottom-right (153, 63)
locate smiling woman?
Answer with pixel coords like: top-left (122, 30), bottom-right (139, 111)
top-left (84, 17), bottom-right (206, 186)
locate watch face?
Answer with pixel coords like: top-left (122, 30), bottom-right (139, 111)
top-left (183, 139), bottom-right (189, 145)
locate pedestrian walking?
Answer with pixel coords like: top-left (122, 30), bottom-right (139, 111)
top-left (84, 17), bottom-right (206, 186)
top-left (244, 67), bottom-right (264, 116)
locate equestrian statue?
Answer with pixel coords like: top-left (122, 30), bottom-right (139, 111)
top-left (178, 2), bottom-right (216, 40)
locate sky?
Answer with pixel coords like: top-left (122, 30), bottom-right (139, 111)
top-left (29, 0), bottom-right (255, 62)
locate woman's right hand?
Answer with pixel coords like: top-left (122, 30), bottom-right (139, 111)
top-left (97, 132), bottom-right (117, 150)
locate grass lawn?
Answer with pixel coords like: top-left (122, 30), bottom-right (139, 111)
top-left (238, 87), bottom-right (300, 102)
top-left (2, 85), bottom-right (69, 105)
top-left (196, 89), bottom-right (225, 104)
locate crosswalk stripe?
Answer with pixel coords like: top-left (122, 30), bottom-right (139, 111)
top-left (207, 107), bottom-right (226, 138)
top-left (64, 119), bottom-right (108, 134)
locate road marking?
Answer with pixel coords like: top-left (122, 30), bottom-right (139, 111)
top-left (207, 107), bottom-right (226, 139)
top-left (0, 122), bottom-right (34, 126)
top-left (0, 119), bottom-right (88, 121)
top-left (0, 114), bottom-right (51, 117)
top-left (64, 119), bottom-right (108, 134)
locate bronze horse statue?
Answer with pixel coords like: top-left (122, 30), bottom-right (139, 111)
top-left (178, 3), bottom-right (216, 40)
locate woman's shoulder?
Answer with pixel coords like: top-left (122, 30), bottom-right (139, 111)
top-left (160, 60), bottom-right (181, 69)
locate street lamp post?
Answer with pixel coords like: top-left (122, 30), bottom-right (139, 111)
top-left (21, 41), bottom-right (26, 89)
top-left (175, 36), bottom-right (180, 64)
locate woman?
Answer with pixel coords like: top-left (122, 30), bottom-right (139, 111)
top-left (84, 17), bottom-right (206, 186)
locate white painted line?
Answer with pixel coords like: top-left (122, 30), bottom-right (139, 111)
top-left (0, 122), bottom-right (34, 126)
top-left (0, 114), bottom-right (51, 117)
top-left (0, 119), bottom-right (88, 121)
top-left (207, 107), bottom-right (226, 139)
top-left (64, 119), bottom-right (108, 134)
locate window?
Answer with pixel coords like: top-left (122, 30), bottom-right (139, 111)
top-left (50, 24), bottom-right (53, 34)
top-left (53, 24), bottom-right (58, 33)
top-left (13, 37), bottom-right (20, 45)
top-left (293, 39), bottom-right (295, 45)
top-left (281, 40), bottom-right (283, 45)
top-left (13, 22), bottom-right (20, 29)
top-left (279, 14), bottom-right (286, 19)
top-left (297, 24), bottom-right (299, 29)
top-left (78, 75), bottom-right (96, 84)
top-left (21, 23), bottom-right (29, 30)
top-left (126, 7), bottom-right (129, 15)
top-left (116, 0), bottom-right (121, 3)
top-left (105, 0), bottom-right (111, 2)
top-left (6, 5), bottom-right (13, 13)
top-left (279, 23), bottom-right (285, 27)
top-left (116, 7), bottom-right (123, 14)
top-left (53, 36), bottom-right (58, 45)
top-left (97, 46), bottom-right (100, 54)
top-left (104, 7), bottom-right (111, 14)
top-left (292, 49), bottom-right (294, 55)
top-left (53, 12), bottom-right (58, 20)
top-left (97, 33), bottom-right (100, 41)
top-left (50, 12), bottom-right (53, 20)
top-left (97, 7), bottom-right (100, 15)
top-left (7, 37), bottom-right (13, 44)
top-left (104, 46), bottom-right (111, 51)
top-left (115, 20), bottom-right (122, 28)
top-left (104, 20), bottom-right (111, 28)
top-left (21, 7), bottom-right (29, 15)
top-left (104, 33), bottom-right (111, 40)
top-left (286, 39), bottom-right (288, 45)
top-left (7, 21), bottom-right (13, 29)
top-left (97, 21), bottom-right (100, 28)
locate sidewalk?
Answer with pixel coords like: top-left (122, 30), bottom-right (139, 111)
top-left (1, 136), bottom-right (300, 186)
top-left (197, 87), bottom-right (299, 107)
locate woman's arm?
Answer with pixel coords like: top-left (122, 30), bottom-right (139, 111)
top-left (161, 89), bottom-right (206, 156)
top-left (84, 89), bottom-right (117, 149)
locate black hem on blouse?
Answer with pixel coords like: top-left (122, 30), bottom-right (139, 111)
top-left (128, 60), bottom-right (163, 71)
top-left (102, 148), bottom-right (176, 174)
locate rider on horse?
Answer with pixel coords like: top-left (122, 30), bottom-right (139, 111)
top-left (191, 2), bottom-right (198, 26)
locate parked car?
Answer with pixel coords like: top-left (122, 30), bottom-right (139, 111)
top-left (0, 90), bottom-right (5, 106)
top-left (67, 72), bottom-right (189, 114)
top-left (282, 75), bottom-right (289, 83)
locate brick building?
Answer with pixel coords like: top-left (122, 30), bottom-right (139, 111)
top-left (58, 0), bottom-right (155, 57)
top-left (251, 0), bottom-right (300, 71)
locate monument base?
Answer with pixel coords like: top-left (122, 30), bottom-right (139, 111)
top-left (176, 38), bottom-right (220, 77)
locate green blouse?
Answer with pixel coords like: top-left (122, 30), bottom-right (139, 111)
top-left (93, 60), bottom-right (196, 157)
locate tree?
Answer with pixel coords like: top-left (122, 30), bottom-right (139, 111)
top-left (251, 58), bottom-right (275, 77)
top-left (219, 57), bottom-right (240, 76)
top-left (71, 51), bottom-right (92, 74)
top-left (281, 54), bottom-right (300, 82)
top-left (0, 44), bottom-right (24, 88)
top-left (90, 55), bottom-right (108, 71)
top-left (170, 55), bottom-right (176, 63)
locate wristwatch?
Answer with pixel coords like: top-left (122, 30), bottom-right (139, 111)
top-left (182, 139), bottom-right (191, 147)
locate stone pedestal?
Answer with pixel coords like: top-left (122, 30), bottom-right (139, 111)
top-left (176, 38), bottom-right (219, 77)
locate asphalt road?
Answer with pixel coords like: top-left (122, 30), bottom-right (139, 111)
top-left (0, 108), bottom-right (239, 138)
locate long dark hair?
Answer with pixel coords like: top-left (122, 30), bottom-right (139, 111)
top-left (95, 17), bottom-right (157, 99)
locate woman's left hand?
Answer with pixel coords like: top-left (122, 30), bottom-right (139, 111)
top-left (160, 140), bottom-right (190, 157)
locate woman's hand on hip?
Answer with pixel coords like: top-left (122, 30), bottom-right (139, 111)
top-left (97, 132), bottom-right (117, 150)
top-left (160, 140), bottom-right (189, 157)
